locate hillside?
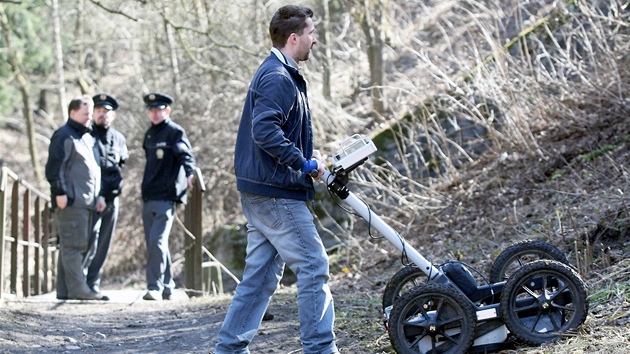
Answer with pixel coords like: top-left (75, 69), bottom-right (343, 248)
top-left (1, 104), bottom-right (629, 353)
top-left (1, 0), bottom-right (630, 352)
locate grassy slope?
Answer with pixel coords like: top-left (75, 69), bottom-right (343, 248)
top-left (327, 116), bottom-right (630, 353)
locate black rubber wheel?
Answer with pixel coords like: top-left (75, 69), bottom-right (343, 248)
top-left (490, 240), bottom-right (570, 283)
top-left (499, 260), bottom-right (589, 345)
top-left (388, 283), bottom-right (476, 354)
top-left (382, 265), bottom-right (427, 312)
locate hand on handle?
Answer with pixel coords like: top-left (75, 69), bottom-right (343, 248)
top-left (302, 158), bottom-right (318, 174)
top-left (301, 158), bottom-right (323, 179)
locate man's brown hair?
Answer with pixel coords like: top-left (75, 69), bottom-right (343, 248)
top-left (67, 95), bottom-right (94, 117)
top-left (269, 5), bottom-right (313, 48)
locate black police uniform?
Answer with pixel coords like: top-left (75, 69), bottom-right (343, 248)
top-left (87, 93), bottom-right (129, 293)
top-left (141, 93), bottom-right (196, 300)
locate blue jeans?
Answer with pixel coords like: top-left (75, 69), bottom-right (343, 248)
top-left (214, 193), bottom-right (337, 354)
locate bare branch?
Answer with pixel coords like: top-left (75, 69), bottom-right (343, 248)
top-left (173, 28), bottom-right (231, 75)
top-left (163, 16), bottom-right (260, 57)
top-left (88, 0), bottom-right (138, 21)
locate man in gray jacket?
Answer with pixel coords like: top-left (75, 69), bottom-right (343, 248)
top-left (45, 95), bottom-right (107, 301)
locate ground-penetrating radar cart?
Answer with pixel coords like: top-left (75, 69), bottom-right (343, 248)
top-left (319, 135), bottom-right (589, 354)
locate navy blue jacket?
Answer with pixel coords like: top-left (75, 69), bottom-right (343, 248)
top-left (93, 125), bottom-right (128, 201)
top-left (234, 52), bottom-right (314, 201)
top-left (141, 118), bottom-right (196, 204)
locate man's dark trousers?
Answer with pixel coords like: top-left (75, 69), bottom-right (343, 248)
top-left (87, 197), bottom-right (119, 291)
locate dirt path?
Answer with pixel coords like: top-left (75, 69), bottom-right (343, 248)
top-left (0, 286), bottom-right (392, 354)
top-left (0, 288), bottom-right (312, 354)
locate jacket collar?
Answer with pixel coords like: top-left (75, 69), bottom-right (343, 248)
top-left (271, 47), bottom-right (299, 69)
top-left (67, 118), bottom-right (91, 135)
top-left (151, 117), bottom-right (171, 130)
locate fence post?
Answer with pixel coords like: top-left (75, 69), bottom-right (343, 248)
top-left (33, 197), bottom-right (41, 295)
top-left (0, 168), bottom-right (7, 298)
top-left (184, 168), bottom-right (205, 295)
top-left (22, 190), bottom-right (30, 297)
top-left (184, 200), bottom-right (193, 291)
top-left (10, 181), bottom-right (18, 294)
top-left (42, 203), bottom-right (51, 294)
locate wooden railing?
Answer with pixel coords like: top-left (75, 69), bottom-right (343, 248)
top-left (181, 167), bottom-right (233, 296)
top-left (1, 165), bottom-right (222, 300)
top-left (0, 166), bottom-right (56, 298)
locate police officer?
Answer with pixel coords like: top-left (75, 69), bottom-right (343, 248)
top-left (87, 93), bottom-right (129, 296)
top-left (141, 92), bottom-right (196, 301)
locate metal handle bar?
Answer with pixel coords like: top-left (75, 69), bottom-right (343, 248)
top-left (320, 170), bottom-right (442, 280)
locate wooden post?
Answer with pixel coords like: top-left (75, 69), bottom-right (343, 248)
top-left (184, 167), bottom-right (205, 295)
top-left (184, 200), bottom-right (194, 291)
top-left (0, 168), bottom-right (7, 298)
top-left (33, 197), bottom-right (41, 295)
top-left (22, 189), bottom-right (30, 297)
top-left (10, 181), bottom-right (18, 294)
top-left (42, 204), bottom-right (51, 293)
top-left (190, 178), bottom-right (203, 292)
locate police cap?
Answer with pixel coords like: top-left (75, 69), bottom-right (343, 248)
top-left (143, 92), bottom-right (174, 109)
top-left (93, 93), bottom-right (119, 110)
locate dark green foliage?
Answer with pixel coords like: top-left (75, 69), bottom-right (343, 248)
top-left (0, 2), bottom-right (54, 117)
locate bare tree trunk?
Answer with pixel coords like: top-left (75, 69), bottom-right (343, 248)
top-left (75, 0), bottom-right (91, 94)
top-left (0, 4), bottom-right (43, 182)
top-left (161, 2), bottom-right (182, 96)
top-left (360, 0), bottom-right (387, 124)
top-left (194, 0), bottom-right (206, 31)
top-left (51, 0), bottom-right (66, 122)
top-left (321, 0), bottom-right (334, 100)
top-left (254, 0), bottom-right (265, 49)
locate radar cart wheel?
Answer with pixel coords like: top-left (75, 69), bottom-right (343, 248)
top-left (383, 265), bottom-right (426, 311)
top-left (388, 283), bottom-right (476, 354)
top-left (490, 240), bottom-right (570, 283)
top-left (499, 260), bottom-right (588, 345)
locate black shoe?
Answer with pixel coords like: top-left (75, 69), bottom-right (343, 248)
top-left (143, 290), bottom-right (162, 301)
top-left (162, 292), bottom-right (172, 300)
top-left (56, 296), bottom-right (68, 300)
top-left (262, 311), bottom-right (274, 321)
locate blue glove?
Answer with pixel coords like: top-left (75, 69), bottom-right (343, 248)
top-left (301, 159), bottom-right (319, 176)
